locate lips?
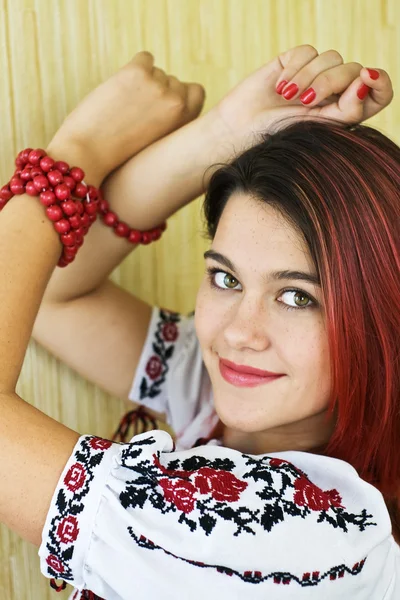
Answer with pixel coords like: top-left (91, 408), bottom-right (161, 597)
top-left (218, 358), bottom-right (285, 388)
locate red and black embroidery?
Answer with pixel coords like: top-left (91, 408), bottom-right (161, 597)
top-left (129, 530), bottom-right (367, 587)
top-left (118, 441), bottom-right (377, 538)
top-left (44, 436), bottom-right (115, 583)
top-left (139, 309), bottom-right (181, 400)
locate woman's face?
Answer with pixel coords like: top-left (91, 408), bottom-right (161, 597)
top-left (195, 193), bottom-right (333, 453)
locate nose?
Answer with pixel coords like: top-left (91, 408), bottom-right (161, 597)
top-left (223, 293), bottom-right (271, 352)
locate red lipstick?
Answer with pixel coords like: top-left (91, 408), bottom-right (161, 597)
top-left (219, 358), bottom-right (285, 388)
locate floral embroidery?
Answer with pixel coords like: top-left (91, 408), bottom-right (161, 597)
top-left (118, 437), bottom-right (377, 538)
top-left (128, 531), bottom-right (367, 587)
top-left (139, 309), bottom-right (181, 400)
top-left (43, 436), bottom-right (115, 582)
top-left (294, 476), bottom-right (344, 511)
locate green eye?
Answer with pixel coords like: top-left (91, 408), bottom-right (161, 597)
top-left (294, 292), bottom-right (310, 307)
top-left (223, 274), bottom-right (239, 288)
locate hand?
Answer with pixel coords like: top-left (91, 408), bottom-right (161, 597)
top-left (214, 45), bottom-right (394, 145)
top-left (49, 52), bottom-right (205, 183)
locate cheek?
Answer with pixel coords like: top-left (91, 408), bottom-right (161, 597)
top-left (194, 281), bottom-right (224, 351)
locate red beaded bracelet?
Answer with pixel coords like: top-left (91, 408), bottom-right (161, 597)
top-left (0, 149), bottom-right (167, 267)
top-left (97, 192), bottom-right (167, 245)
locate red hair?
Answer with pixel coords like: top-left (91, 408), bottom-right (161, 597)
top-left (204, 119), bottom-right (400, 539)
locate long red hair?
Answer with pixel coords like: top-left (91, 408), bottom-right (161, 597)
top-left (204, 119), bottom-right (400, 540)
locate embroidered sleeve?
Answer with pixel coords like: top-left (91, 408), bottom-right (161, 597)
top-left (128, 308), bottom-right (205, 431)
top-left (39, 430), bottom-right (397, 598)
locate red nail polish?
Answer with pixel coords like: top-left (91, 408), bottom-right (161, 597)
top-left (299, 88), bottom-right (316, 105)
top-left (357, 83), bottom-right (370, 100)
top-left (276, 80), bottom-right (288, 95)
top-left (367, 68), bottom-right (380, 80)
top-left (282, 83), bottom-right (299, 100)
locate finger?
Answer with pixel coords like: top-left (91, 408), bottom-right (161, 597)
top-left (152, 67), bottom-right (168, 85)
top-left (296, 62), bottom-right (363, 106)
top-left (358, 67), bottom-right (394, 120)
top-left (275, 45), bottom-right (319, 94)
top-left (131, 51), bottom-right (154, 71)
top-left (280, 50), bottom-right (346, 101)
top-left (312, 74), bottom-right (369, 123)
top-left (167, 75), bottom-right (187, 97)
top-left (184, 82), bottom-right (206, 119)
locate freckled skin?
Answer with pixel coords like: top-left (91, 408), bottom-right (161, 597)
top-left (195, 193), bottom-right (335, 455)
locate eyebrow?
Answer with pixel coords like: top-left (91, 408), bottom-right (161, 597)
top-left (204, 249), bottom-right (321, 286)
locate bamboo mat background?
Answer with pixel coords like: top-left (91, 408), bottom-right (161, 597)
top-left (0, 1), bottom-right (398, 598)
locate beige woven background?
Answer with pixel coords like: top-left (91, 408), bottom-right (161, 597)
top-left (0, 0), bottom-right (398, 598)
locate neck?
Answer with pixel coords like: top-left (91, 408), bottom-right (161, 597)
top-left (221, 409), bottom-right (336, 455)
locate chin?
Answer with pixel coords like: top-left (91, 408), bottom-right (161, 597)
top-left (212, 392), bottom-right (275, 433)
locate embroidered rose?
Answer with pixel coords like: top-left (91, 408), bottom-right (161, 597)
top-left (145, 355), bottom-right (163, 380)
top-left (293, 477), bottom-right (343, 511)
top-left (46, 554), bottom-right (65, 573)
top-left (269, 458), bottom-right (288, 468)
top-left (161, 322), bottom-right (178, 342)
top-left (89, 438), bottom-right (113, 451)
top-left (56, 515), bottom-right (79, 544)
top-left (64, 462), bottom-right (87, 492)
top-left (159, 478), bottom-right (196, 513)
top-left (194, 467), bottom-right (247, 502)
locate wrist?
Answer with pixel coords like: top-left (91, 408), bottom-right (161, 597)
top-left (46, 137), bottom-right (106, 188)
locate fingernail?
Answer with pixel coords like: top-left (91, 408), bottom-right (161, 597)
top-left (367, 68), bottom-right (380, 80)
top-left (282, 83), bottom-right (299, 100)
top-left (357, 83), bottom-right (370, 100)
top-left (299, 87), bottom-right (316, 105)
top-left (276, 80), bottom-right (288, 95)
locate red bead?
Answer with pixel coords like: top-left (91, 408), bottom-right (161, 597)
top-left (14, 168), bottom-right (22, 176)
top-left (9, 178), bottom-right (25, 195)
top-left (115, 222), bottom-right (130, 237)
top-left (61, 231), bottom-right (76, 246)
top-left (80, 212), bottom-right (90, 228)
top-left (54, 160), bottom-right (69, 174)
top-left (30, 166), bottom-right (43, 179)
top-left (160, 222), bottom-right (167, 232)
top-left (74, 182), bottom-right (87, 198)
top-left (103, 211), bottom-right (118, 227)
top-left (28, 148), bottom-right (46, 165)
top-left (20, 168), bottom-right (33, 182)
top-left (39, 156), bottom-right (55, 172)
top-left (81, 226), bottom-right (89, 236)
top-left (54, 219), bottom-right (71, 234)
top-left (33, 175), bottom-right (49, 192)
top-left (0, 197), bottom-right (8, 210)
top-left (69, 214), bottom-right (81, 229)
top-left (47, 170), bottom-right (63, 186)
top-left (85, 201), bottom-right (98, 216)
top-left (87, 186), bottom-right (98, 201)
top-left (25, 181), bottom-right (39, 196)
top-left (63, 175), bottom-right (76, 191)
top-left (151, 229), bottom-right (161, 241)
top-left (70, 166), bottom-right (85, 183)
top-left (15, 157), bottom-right (25, 168)
top-left (128, 230), bottom-right (142, 244)
top-left (63, 246), bottom-right (77, 259)
top-left (75, 201), bottom-right (84, 215)
top-left (40, 190), bottom-right (56, 207)
top-left (46, 205), bottom-right (63, 221)
top-left (55, 184), bottom-right (70, 201)
top-left (141, 232), bottom-right (152, 245)
top-left (61, 200), bottom-right (77, 216)
top-left (88, 214), bottom-right (97, 224)
top-left (0, 186), bottom-right (13, 201)
top-left (20, 148), bottom-right (33, 164)
top-left (99, 199), bottom-right (109, 213)
top-left (58, 258), bottom-right (69, 268)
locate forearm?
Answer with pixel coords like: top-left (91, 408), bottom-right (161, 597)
top-left (41, 109), bottom-right (237, 304)
top-left (102, 109), bottom-right (239, 231)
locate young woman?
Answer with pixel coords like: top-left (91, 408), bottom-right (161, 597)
top-left (0, 46), bottom-right (398, 599)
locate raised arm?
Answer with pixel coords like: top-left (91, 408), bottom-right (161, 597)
top-left (33, 46), bottom-right (394, 401)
